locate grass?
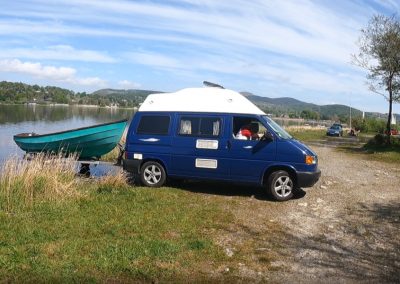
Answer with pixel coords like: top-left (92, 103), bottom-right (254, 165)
top-left (360, 145), bottom-right (400, 163)
top-left (354, 135), bottom-right (400, 163)
top-left (289, 129), bottom-right (326, 142)
top-left (0, 155), bottom-right (241, 282)
top-left (292, 129), bottom-right (400, 164)
top-left (0, 153), bottom-right (79, 212)
top-left (0, 187), bottom-right (231, 281)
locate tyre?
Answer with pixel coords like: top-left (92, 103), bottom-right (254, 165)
top-left (267, 170), bottom-right (294, 201)
top-left (140, 161), bottom-right (166, 187)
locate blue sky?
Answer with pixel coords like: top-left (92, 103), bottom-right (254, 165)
top-left (0, 0), bottom-right (399, 113)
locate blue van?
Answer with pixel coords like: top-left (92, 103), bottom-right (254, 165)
top-left (123, 86), bottom-right (320, 201)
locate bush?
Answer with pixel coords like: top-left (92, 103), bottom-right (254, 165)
top-left (365, 134), bottom-right (400, 148)
top-left (366, 134), bottom-right (386, 146)
top-left (351, 117), bottom-right (387, 133)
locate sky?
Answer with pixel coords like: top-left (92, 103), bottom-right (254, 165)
top-left (0, 0), bottom-right (399, 113)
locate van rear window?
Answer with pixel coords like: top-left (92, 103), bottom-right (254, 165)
top-left (137, 115), bottom-right (170, 135)
top-left (179, 117), bottom-right (220, 137)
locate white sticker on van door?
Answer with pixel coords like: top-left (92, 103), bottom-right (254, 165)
top-left (196, 139), bottom-right (218, 150)
top-left (195, 159), bottom-right (218, 169)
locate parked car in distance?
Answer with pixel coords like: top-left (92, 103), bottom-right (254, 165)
top-left (327, 124), bottom-right (343, 137)
top-left (123, 85), bottom-right (321, 201)
top-left (332, 123), bottom-right (343, 128)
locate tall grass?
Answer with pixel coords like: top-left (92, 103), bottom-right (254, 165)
top-left (0, 153), bottom-right (79, 212)
top-left (97, 168), bottom-right (130, 193)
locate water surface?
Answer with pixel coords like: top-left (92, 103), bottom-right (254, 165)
top-left (0, 104), bottom-right (134, 163)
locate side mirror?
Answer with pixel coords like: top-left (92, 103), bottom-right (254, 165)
top-left (261, 131), bottom-right (274, 141)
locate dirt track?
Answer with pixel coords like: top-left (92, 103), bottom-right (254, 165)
top-left (202, 145), bottom-right (400, 283)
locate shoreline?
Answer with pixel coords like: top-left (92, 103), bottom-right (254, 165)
top-left (0, 102), bottom-right (138, 110)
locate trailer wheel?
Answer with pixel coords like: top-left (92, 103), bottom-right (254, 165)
top-left (267, 170), bottom-right (294, 201)
top-left (140, 161), bottom-right (166, 187)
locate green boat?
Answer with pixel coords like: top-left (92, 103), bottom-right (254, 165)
top-left (14, 119), bottom-right (128, 160)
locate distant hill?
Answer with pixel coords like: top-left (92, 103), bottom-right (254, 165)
top-left (0, 81), bottom-right (398, 121)
top-left (92, 88), bottom-right (160, 107)
top-left (92, 88), bottom-right (389, 121)
top-left (0, 81), bottom-right (74, 104)
top-left (0, 82), bottom-right (159, 107)
top-left (92, 88), bottom-right (159, 97)
top-left (241, 91), bottom-right (364, 120)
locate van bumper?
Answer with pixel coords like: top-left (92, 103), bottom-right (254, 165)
top-left (297, 169), bottom-right (321, 188)
top-left (122, 159), bottom-right (141, 174)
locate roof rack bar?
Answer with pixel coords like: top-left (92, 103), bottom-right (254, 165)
top-left (203, 81), bottom-right (224, 89)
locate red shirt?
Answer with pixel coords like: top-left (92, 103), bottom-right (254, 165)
top-left (241, 128), bottom-right (252, 139)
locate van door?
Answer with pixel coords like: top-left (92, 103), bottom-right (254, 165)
top-left (125, 113), bottom-right (173, 169)
top-left (229, 115), bottom-right (276, 183)
top-left (170, 114), bottom-right (230, 179)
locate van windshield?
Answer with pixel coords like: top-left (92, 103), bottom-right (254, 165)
top-left (262, 116), bottom-right (292, 140)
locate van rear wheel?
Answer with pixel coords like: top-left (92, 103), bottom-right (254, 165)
top-left (267, 170), bottom-right (294, 201)
top-left (140, 161), bottom-right (166, 187)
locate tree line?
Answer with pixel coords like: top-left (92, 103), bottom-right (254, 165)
top-left (0, 81), bottom-right (141, 107)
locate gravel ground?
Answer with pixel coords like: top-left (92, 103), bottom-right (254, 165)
top-left (209, 145), bottom-right (400, 283)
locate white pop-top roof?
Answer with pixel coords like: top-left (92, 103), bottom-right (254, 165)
top-left (139, 87), bottom-right (265, 115)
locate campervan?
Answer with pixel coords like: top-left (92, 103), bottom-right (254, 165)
top-left (123, 86), bottom-right (320, 201)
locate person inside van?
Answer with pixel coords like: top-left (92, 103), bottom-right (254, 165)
top-left (235, 122), bottom-right (259, 140)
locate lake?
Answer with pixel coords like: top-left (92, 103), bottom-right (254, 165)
top-left (0, 104), bottom-right (134, 163)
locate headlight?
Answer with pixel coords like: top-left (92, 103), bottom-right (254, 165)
top-left (305, 155), bottom-right (317, 165)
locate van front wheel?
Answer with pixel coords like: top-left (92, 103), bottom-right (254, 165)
top-left (140, 161), bottom-right (166, 187)
top-left (267, 170), bottom-right (294, 201)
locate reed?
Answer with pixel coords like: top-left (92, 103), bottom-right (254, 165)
top-left (0, 153), bottom-right (79, 212)
top-left (97, 168), bottom-right (130, 193)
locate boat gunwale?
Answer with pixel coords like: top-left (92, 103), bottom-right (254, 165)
top-left (13, 118), bottom-right (128, 139)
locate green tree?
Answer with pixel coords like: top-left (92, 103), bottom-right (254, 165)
top-left (353, 15), bottom-right (400, 144)
top-left (300, 109), bottom-right (319, 120)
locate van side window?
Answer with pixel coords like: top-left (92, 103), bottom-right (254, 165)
top-left (179, 117), bottom-right (220, 137)
top-left (137, 115), bottom-right (170, 135)
top-left (233, 117), bottom-right (266, 140)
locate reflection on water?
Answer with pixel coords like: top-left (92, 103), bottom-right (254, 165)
top-left (0, 104), bottom-right (134, 124)
top-left (0, 104), bottom-right (134, 162)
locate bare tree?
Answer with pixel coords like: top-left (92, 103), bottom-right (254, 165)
top-left (353, 15), bottom-right (400, 144)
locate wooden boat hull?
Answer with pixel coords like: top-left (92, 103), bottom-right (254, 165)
top-left (14, 119), bottom-right (128, 160)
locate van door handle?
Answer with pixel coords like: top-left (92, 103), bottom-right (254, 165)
top-left (226, 140), bottom-right (231, 149)
top-left (139, 138), bottom-right (160, 142)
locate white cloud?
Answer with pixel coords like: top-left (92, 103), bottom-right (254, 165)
top-left (123, 51), bottom-right (184, 69)
top-left (0, 0), bottom-right (398, 112)
top-left (74, 77), bottom-right (107, 87)
top-left (0, 1), bottom-right (366, 66)
top-left (0, 45), bottom-right (116, 63)
top-left (0, 58), bottom-right (107, 87)
top-left (0, 58), bottom-right (76, 80)
top-left (123, 50), bottom-right (367, 96)
top-left (118, 80), bottom-right (141, 89)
